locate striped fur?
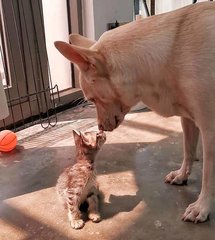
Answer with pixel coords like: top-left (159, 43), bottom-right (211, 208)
top-left (56, 130), bottom-right (106, 229)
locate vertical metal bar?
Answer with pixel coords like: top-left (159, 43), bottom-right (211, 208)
top-left (2, 119), bottom-right (6, 129)
top-left (134, 0), bottom-right (139, 16)
top-left (77, 0), bottom-right (83, 35)
top-left (150, 0), bottom-right (155, 15)
top-left (142, 0), bottom-right (150, 17)
top-left (67, 0), bottom-right (72, 34)
top-left (67, 0), bottom-right (75, 87)
top-left (47, 66), bottom-right (58, 127)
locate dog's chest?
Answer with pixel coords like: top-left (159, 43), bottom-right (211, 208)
top-left (139, 79), bottom-right (191, 118)
top-left (139, 83), bottom-right (176, 117)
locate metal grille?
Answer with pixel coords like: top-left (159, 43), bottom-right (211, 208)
top-left (0, 0), bottom-right (60, 132)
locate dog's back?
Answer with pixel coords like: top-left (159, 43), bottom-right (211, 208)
top-left (93, 2), bottom-right (215, 119)
top-left (96, 2), bottom-right (215, 64)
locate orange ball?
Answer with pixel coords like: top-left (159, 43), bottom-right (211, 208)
top-left (0, 130), bottom-right (17, 152)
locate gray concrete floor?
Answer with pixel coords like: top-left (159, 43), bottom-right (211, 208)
top-left (0, 105), bottom-right (215, 240)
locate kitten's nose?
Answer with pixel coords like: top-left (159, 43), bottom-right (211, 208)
top-left (101, 130), bottom-right (106, 138)
top-left (102, 132), bottom-right (107, 141)
top-left (98, 124), bottom-right (104, 131)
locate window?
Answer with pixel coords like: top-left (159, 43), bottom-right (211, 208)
top-left (0, 5), bottom-right (10, 88)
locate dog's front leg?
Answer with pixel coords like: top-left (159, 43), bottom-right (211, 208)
top-left (165, 117), bottom-right (199, 185)
top-left (182, 126), bottom-right (215, 223)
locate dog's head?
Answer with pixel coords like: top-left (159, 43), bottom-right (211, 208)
top-left (54, 34), bottom-right (130, 131)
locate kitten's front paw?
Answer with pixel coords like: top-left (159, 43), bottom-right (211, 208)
top-left (88, 212), bottom-right (101, 223)
top-left (70, 219), bottom-right (85, 229)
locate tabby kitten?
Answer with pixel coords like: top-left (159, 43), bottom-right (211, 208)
top-left (56, 129), bottom-right (106, 229)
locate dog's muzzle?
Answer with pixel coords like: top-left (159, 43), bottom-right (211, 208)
top-left (98, 115), bottom-right (122, 131)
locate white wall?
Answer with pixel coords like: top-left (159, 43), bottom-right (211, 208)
top-left (82, 0), bottom-right (134, 40)
top-left (155, 0), bottom-right (207, 14)
top-left (82, 0), bottom-right (95, 41)
top-left (93, 0), bottom-right (133, 40)
top-left (42, 0), bottom-right (72, 91)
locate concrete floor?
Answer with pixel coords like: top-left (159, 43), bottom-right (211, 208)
top-left (0, 105), bottom-right (215, 240)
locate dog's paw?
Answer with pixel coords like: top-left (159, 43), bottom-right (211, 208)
top-left (70, 219), bottom-right (85, 229)
top-left (165, 169), bottom-right (188, 185)
top-left (88, 212), bottom-right (101, 223)
top-left (182, 199), bottom-right (210, 223)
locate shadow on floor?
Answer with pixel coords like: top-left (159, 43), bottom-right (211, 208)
top-left (1, 121), bottom-right (214, 240)
top-left (0, 202), bottom-right (69, 240)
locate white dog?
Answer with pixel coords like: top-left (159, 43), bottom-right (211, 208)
top-left (55, 2), bottom-right (215, 223)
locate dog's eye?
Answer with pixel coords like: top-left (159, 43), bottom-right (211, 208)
top-left (88, 98), bottom-right (96, 103)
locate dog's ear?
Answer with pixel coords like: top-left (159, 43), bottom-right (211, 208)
top-left (54, 41), bottom-right (99, 72)
top-left (69, 34), bottom-right (96, 48)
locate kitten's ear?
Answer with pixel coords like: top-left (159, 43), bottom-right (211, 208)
top-left (73, 130), bottom-right (81, 145)
top-left (80, 132), bottom-right (91, 146)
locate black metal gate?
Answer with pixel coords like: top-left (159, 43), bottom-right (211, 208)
top-left (0, 0), bottom-right (60, 131)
